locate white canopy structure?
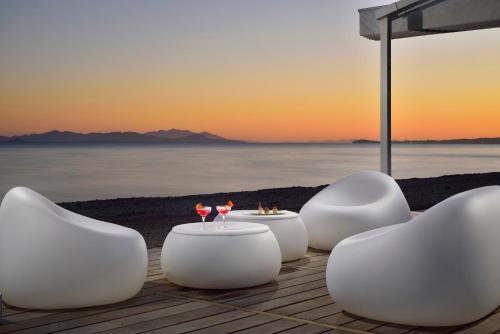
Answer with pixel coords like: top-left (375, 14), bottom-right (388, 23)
top-left (359, 0), bottom-right (500, 175)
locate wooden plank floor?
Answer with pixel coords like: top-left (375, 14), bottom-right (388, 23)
top-left (1, 248), bottom-right (499, 334)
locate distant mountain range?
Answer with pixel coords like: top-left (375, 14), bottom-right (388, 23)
top-left (1, 131), bottom-right (499, 145)
top-left (0, 129), bottom-right (243, 144)
top-left (145, 129), bottom-right (227, 141)
top-left (353, 138), bottom-right (500, 144)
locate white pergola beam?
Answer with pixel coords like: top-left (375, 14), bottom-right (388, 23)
top-left (360, 0), bottom-right (500, 41)
top-left (359, 0), bottom-right (500, 175)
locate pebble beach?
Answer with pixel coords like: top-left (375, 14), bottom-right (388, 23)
top-left (60, 172), bottom-right (500, 248)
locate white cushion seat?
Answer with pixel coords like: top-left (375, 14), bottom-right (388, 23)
top-left (161, 222), bottom-right (281, 289)
top-left (326, 186), bottom-right (500, 326)
top-left (0, 187), bottom-right (148, 310)
top-left (300, 171), bottom-right (412, 250)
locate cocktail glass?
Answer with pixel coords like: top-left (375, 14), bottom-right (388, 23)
top-left (196, 206), bottom-right (212, 227)
top-left (216, 205), bottom-right (231, 228)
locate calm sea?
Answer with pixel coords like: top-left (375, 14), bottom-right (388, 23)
top-left (1, 143), bottom-right (499, 202)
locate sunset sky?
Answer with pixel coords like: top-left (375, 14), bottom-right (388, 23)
top-left (0, 0), bottom-right (499, 142)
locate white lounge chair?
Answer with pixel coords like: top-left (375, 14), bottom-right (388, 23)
top-left (0, 187), bottom-right (148, 309)
top-left (299, 171), bottom-right (411, 250)
top-left (326, 186), bottom-right (500, 326)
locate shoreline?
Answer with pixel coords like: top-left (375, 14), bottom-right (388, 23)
top-left (60, 172), bottom-right (500, 248)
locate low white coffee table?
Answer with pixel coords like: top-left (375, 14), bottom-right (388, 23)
top-left (216, 210), bottom-right (308, 262)
top-left (161, 222), bottom-right (281, 289)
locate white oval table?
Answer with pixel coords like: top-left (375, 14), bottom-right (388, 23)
top-left (216, 210), bottom-right (308, 262)
top-left (161, 222), bottom-right (281, 289)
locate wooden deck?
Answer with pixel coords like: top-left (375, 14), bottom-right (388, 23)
top-left (1, 248), bottom-right (499, 334)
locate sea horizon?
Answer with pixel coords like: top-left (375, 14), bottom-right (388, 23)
top-left (2, 143), bottom-right (499, 202)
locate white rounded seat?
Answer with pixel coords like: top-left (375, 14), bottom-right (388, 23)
top-left (326, 186), bottom-right (500, 326)
top-left (0, 187), bottom-right (148, 310)
top-left (299, 171), bottom-right (411, 250)
top-left (216, 210), bottom-right (308, 262)
top-left (161, 222), bottom-right (281, 289)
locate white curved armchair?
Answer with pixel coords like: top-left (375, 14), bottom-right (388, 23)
top-left (300, 171), bottom-right (411, 250)
top-left (0, 187), bottom-right (148, 310)
top-left (327, 186), bottom-right (500, 326)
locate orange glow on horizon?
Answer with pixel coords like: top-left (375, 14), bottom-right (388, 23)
top-left (1, 52), bottom-right (498, 142)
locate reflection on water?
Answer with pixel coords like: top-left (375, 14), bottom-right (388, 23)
top-left (0, 143), bottom-right (499, 202)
